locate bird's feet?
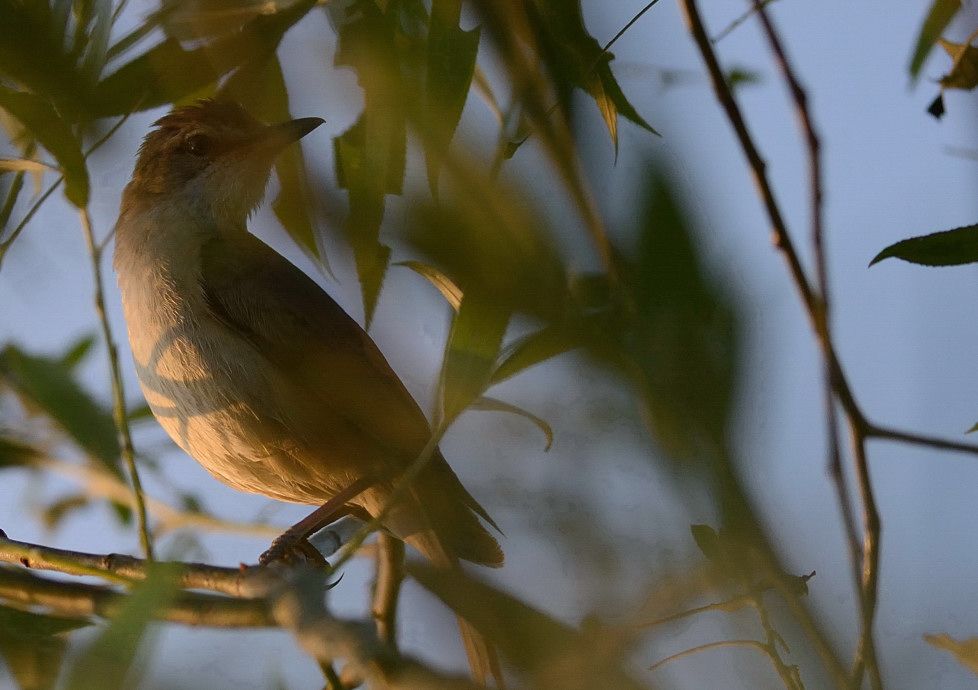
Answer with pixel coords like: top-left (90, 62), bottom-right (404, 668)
top-left (259, 534), bottom-right (330, 568)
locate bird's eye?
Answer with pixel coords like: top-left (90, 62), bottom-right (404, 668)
top-left (184, 133), bottom-right (212, 157)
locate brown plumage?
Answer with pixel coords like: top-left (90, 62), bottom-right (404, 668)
top-left (113, 100), bottom-right (503, 684)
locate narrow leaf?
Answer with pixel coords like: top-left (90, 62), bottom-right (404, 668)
top-left (871, 225), bottom-right (978, 266)
top-left (396, 260), bottom-right (463, 310)
top-left (425, 5), bottom-right (480, 193)
top-left (925, 633), bottom-right (978, 676)
top-left (470, 396), bottom-right (553, 450)
top-left (439, 293), bottom-right (511, 424)
top-left (690, 524), bottom-right (721, 562)
top-left (92, 0), bottom-right (317, 117)
top-left (0, 87), bottom-right (89, 206)
top-left (65, 565), bottom-right (182, 690)
top-left (0, 344), bottom-right (121, 477)
top-left (491, 323), bottom-right (585, 384)
top-left (909, 0), bottom-right (962, 83)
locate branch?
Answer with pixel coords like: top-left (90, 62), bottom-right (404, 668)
top-left (78, 207), bottom-right (154, 560)
top-left (372, 532), bottom-right (405, 648)
top-left (0, 536), bottom-right (481, 689)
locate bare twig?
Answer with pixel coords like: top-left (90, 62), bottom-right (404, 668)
top-left (372, 532), bottom-right (405, 648)
top-left (0, 565), bottom-right (274, 626)
top-left (650, 638), bottom-right (775, 672)
top-left (78, 207), bottom-right (153, 560)
top-left (675, 0), bottom-right (856, 686)
top-left (748, 2), bottom-right (882, 686)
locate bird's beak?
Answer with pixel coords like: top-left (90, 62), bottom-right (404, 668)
top-left (249, 117), bottom-right (324, 156)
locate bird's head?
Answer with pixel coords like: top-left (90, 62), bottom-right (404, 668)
top-left (128, 100), bottom-right (323, 226)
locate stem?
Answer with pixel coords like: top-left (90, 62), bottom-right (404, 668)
top-left (78, 207), bottom-right (154, 560)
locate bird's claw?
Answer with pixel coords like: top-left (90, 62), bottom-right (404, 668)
top-left (259, 535), bottom-right (330, 569)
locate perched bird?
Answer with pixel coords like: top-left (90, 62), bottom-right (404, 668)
top-left (113, 100), bottom-right (503, 683)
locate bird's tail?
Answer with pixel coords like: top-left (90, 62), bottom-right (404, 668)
top-left (408, 530), bottom-right (505, 688)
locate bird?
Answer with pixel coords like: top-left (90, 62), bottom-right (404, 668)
top-left (113, 99), bottom-right (503, 684)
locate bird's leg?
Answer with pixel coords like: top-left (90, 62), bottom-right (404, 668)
top-left (259, 476), bottom-right (374, 566)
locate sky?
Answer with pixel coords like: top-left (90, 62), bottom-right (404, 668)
top-left (4, 0), bottom-right (978, 688)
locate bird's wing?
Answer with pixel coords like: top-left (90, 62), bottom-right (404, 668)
top-left (198, 231), bottom-right (435, 463)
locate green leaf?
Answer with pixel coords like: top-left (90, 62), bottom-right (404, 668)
top-left (0, 605), bottom-right (92, 690)
top-left (937, 38), bottom-right (978, 90)
top-left (870, 225), bottom-right (978, 266)
top-left (0, 87), bottom-right (89, 207)
top-left (65, 564), bottom-right (182, 690)
top-left (439, 293), bottom-right (511, 424)
top-left (925, 633), bottom-right (978, 676)
top-left (62, 334), bottom-right (97, 370)
top-left (92, 0), bottom-right (317, 117)
top-left (491, 323), bottom-right (587, 385)
top-left (0, 436), bottom-right (41, 469)
top-left (469, 396), bottom-right (553, 450)
top-left (396, 260), bottom-right (463, 310)
top-left (408, 561), bottom-right (647, 688)
top-left (425, 3), bottom-right (481, 194)
top-left (220, 53), bottom-right (323, 262)
top-left (330, 0), bottom-right (410, 325)
top-left (0, 2), bottom-right (90, 119)
top-left (525, 0), bottom-right (656, 147)
top-left (909, 0), bottom-right (962, 83)
top-left (0, 343), bottom-right (121, 477)
top-left (690, 523), bottom-right (721, 562)
top-left (622, 168), bottom-right (739, 461)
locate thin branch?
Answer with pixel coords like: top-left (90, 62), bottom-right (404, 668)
top-left (0, 176), bottom-right (63, 268)
top-left (29, 452), bottom-right (282, 539)
top-left (675, 0), bottom-right (857, 686)
top-left (78, 207), bottom-right (153, 560)
top-left (636, 594), bottom-right (753, 629)
top-left (372, 532), bottom-right (405, 648)
top-left (866, 424), bottom-right (978, 456)
top-left (711, 0), bottom-right (780, 43)
top-left (602, 1), bottom-right (662, 55)
top-left (750, 2), bottom-right (882, 685)
top-left (0, 565), bottom-right (274, 627)
top-left (649, 638), bottom-right (773, 672)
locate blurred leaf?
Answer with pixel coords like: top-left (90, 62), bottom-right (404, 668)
top-left (491, 323), bottom-right (587, 384)
top-left (79, 0), bottom-right (113, 83)
top-left (127, 404), bottom-right (155, 422)
top-left (161, 0), bottom-right (271, 42)
top-left (65, 564), bottom-right (182, 690)
top-left (937, 38), bottom-right (978, 90)
top-left (0, 87), bottom-right (89, 206)
top-left (106, 4), bottom-right (182, 62)
top-left (619, 168), bottom-right (739, 462)
top-left (0, 437), bottom-right (41, 469)
top-left (691, 523), bottom-right (721, 563)
top-left (0, 605), bottom-right (92, 690)
top-left (330, 0), bottom-right (411, 326)
top-left (525, 0), bottom-right (656, 148)
top-left (726, 66), bottom-right (762, 89)
top-left (0, 342), bottom-right (121, 478)
top-left (424, 1), bottom-right (480, 193)
top-left (92, 0), bottom-right (317, 117)
top-left (928, 92), bottom-right (946, 118)
top-left (909, 0), bottom-right (961, 83)
top-left (925, 633), bottom-right (978, 676)
top-left (408, 561), bottom-right (647, 688)
top-left (469, 396), bottom-right (553, 450)
top-left (397, 260), bottom-right (463, 309)
top-left (221, 53), bottom-right (322, 261)
top-left (406, 170), bottom-right (567, 320)
top-left (61, 334), bottom-right (97, 370)
top-left (0, 2), bottom-right (90, 119)
top-left (870, 225), bottom-right (978, 266)
top-left (439, 293), bottom-right (511, 424)
top-left (0, 159), bottom-right (56, 174)
top-left (41, 494), bottom-right (92, 530)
